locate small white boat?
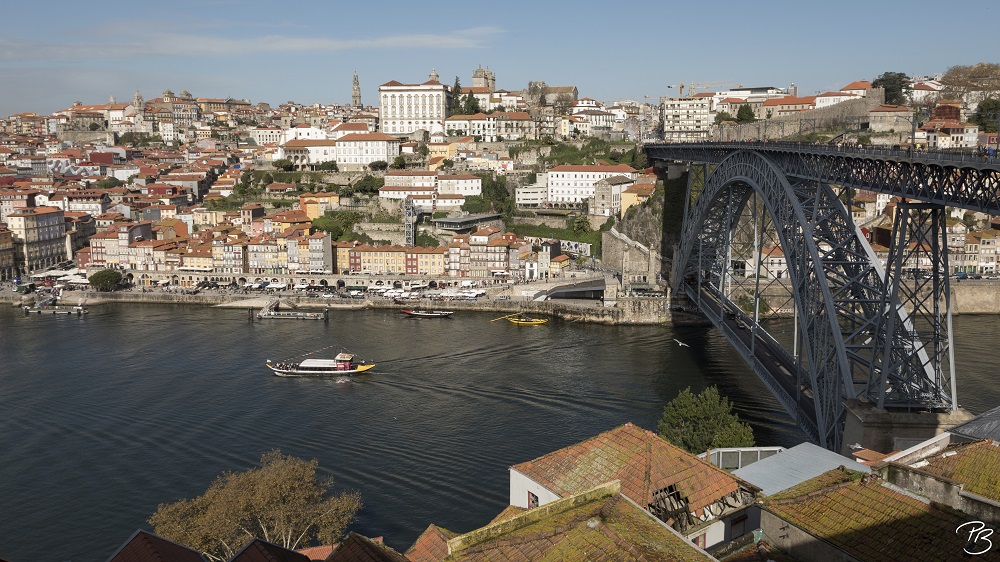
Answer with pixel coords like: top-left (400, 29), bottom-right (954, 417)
top-left (266, 353), bottom-right (376, 377)
top-left (400, 309), bottom-right (454, 318)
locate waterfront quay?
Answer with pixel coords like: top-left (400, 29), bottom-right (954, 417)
top-left (2, 273), bottom-right (673, 325)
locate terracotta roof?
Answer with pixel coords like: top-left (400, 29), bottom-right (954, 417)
top-left (764, 468), bottom-right (971, 562)
top-left (282, 139), bottom-right (337, 148)
top-left (230, 538), bottom-right (311, 561)
top-left (106, 530), bottom-right (206, 562)
top-left (336, 132), bottom-right (400, 142)
top-left (549, 164), bottom-right (637, 173)
top-left (909, 439), bottom-right (1000, 502)
top-left (510, 423), bottom-right (753, 514)
top-left (841, 80), bottom-right (873, 91)
top-left (437, 491), bottom-right (714, 561)
top-left (328, 532), bottom-right (409, 562)
top-left (405, 524), bottom-right (457, 562)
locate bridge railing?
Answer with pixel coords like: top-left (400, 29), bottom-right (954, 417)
top-left (651, 141), bottom-right (1000, 167)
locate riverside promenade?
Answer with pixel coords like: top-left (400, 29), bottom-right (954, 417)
top-left (1, 284), bottom-right (672, 325)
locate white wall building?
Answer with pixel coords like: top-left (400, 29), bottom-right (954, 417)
top-left (379, 69), bottom-right (452, 136)
top-left (334, 133), bottom-right (401, 172)
top-left (546, 164), bottom-right (638, 205)
top-left (661, 97), bottom-right (712, 142)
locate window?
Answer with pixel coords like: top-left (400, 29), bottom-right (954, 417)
top-left (730, 514), bottom-right (748, 538)
top-left (527, 490), bottom-right (538, 508)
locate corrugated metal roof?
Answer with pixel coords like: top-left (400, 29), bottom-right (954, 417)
top-left (948, 405), bottom-right (1000, 440)
top-left (733, 442), bottom-right (869, 496)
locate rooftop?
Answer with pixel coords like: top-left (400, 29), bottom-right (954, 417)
top-left (764, 468), bottom-right (971, 562)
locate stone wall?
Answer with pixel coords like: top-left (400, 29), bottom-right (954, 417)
top-left (602, 228), bottom-right (663, 289)
top-left (718, 88), bottom-right (887, 141)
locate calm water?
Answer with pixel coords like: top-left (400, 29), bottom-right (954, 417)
top-left (0, 304), bottom-right (996, 561)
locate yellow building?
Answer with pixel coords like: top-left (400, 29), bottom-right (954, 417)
top-left (621, 183), bottom-right (656, 215)
top-left (298, 191), bottom-right (341, 220)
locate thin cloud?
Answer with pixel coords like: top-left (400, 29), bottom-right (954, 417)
top-left (0, 27), bottom-right (503, 62)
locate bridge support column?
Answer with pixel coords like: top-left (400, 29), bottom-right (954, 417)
top-left (840, 399), bottom-right (974, 457)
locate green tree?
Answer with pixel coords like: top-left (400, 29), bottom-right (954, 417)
top-left (390, 155), bottom-right (407, 170)
top-left (872, 71), bottom-right (910, 105)
top-left (368, 160), bottom-right (388, 171)
top-left (272, 159), bottom-right (294, 172)
top-left (463, 92), bottom-right (481, 114)
top-left (316, 161), bottom-right (339, 171)
top-left (714, 111), bottom-right (734, 124)
top-left (149, 450), bottom-right (361, 562)
top-left (736, 104), bottom-right (755, 123)
top-left (94, 177), bottom-right (123, 189)
top-left (450, 77), bottom-right (463, 115)
top-left (973, 98), bottom-right (1000, 133)
top-left (351, 175), bottom-right (384, 195)
top-left (312, 211), bottom-right (363, 239)
top-left (571, 214), bottom-right (592, 233)
top-left (461, 195), bottom-right (491, 214)
top-left (440, 158), bottom-right (455, 169)
top-left (419, 144), bottom-right (429, 158)
top-left (88, 269), bottom-right (122, 291)
top-left (657, 386), bottom-right (755, 454)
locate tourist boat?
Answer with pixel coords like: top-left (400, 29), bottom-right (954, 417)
top-left (493, 313), bottom-right (549, 326)
top-left (266, 352), bottom-right (376, 377)
top-left (400, 309), bottom-right (454, 318)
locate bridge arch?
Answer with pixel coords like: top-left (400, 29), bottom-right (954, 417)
top-left (672, 150), bottom-right (898, 449)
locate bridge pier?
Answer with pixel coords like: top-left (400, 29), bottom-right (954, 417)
top-left (840, 399), bottom-right (974, 457)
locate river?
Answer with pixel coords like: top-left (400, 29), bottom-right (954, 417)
top-left (0, 303), bottom-right (996, 561)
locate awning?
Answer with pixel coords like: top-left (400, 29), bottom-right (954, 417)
top-left (269, 283), bottom-right (287, 290)
top-left (157, 279), bottom-right (170, 285)
top-left (293, 284), bottom-right (309, 290)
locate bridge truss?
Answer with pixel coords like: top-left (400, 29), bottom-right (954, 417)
top-left (647, 143), bottom-right (1000, 450)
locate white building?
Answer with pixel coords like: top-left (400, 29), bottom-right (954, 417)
top-left (334, 133), bottom-right (401, 172)
top-left (661, 97), bottom-right (712, 142)
top-left (250, 127), bottom-right (282, 145)
top-left (546, 164), bottom-right (638, 205)
top-left (814, 91), bottom-right (860, 109)
top-left (379, 69), bottom-right (452, 137)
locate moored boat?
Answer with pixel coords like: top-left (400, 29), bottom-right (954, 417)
top-left (400, 309), bottom-right (454, 318)
top-left (493, 313), bottom-right (549, 325)
top-left (266, 352), bottom-right (376, 377)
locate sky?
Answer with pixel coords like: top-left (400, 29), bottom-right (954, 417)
top-left (2, 0), bottom-right (997, 117)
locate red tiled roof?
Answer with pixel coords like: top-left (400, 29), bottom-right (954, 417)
top-left (510, 423), bottom-right (753, 513)
top-left (230, 538), bottom-right (311, 561)
top-left (764, 468), bottom-right (971, 562)
top-left (404, 524), bottom-right (457, 562)
top-left (549, 164), bottom-right (637, 173)
top-left (841, 80), bottom-right (873, 91)
top-left (910, 439), bottom-right (1000, 502)
top-left (434, 492), bottom-right (714, 561)
top-left (328, 532), bottom-right (408, 562)
top-left (106, 530), bottom-right (206, 562)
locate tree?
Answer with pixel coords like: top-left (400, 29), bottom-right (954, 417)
top-left (316, 161), bottom-right (339, 171)
top-left (872, 71), bottom-right (910, 105)
top-left (736, 105), bottom-right (755, 123)
top-left (390, 155), bottom-right (407, 170)
top-left (272, 159), bottom-right (294, 172)
top-left (88, 269), bottom-right (122, 291)
top-left (149, 450), bottom-right (362, 562)
top-left (368, 160), bottom-right (388, 171)
top-left (450, 77), bottom-right (463, 115)
top-left (463, 92), bottom-right (481, 115)
top-left (973, 98), bottom-right (1000, 132)
top-left (571, 214), bottom-right (592, 233)
top-left (657, 385), bottom-right (755, 454)
top-left (714, 111), bottom-right (735, 124)
top-left (940, 63), bottom-right (1000, 107)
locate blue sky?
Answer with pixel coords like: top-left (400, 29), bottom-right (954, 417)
top-left (1, 0), bottom-right (996, 117)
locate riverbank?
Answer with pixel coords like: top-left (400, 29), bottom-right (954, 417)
top-left (0, 288), bottom-right (671, 325)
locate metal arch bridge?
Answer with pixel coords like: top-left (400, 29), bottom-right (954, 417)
top-left (646, 141), bottom-right (1000, 451)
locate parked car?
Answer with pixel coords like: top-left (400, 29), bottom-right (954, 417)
top-left (953, 272), bottom-right (968, 280)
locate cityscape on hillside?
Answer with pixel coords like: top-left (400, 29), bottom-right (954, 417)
top-left (3, 61), bottom-right (1000, 562)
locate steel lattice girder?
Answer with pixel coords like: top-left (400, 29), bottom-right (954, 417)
top-left (671, 151), bottom-right (944, 450)
top-left (646, 143), bottom-right (1000, 214)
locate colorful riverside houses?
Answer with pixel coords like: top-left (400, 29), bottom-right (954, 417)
top-left (506, 423), bottom-right (760, 551)
top-left (405, 482), bottom-right (716, 561)
top-left (758, 468), bottom-right (975, 562)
